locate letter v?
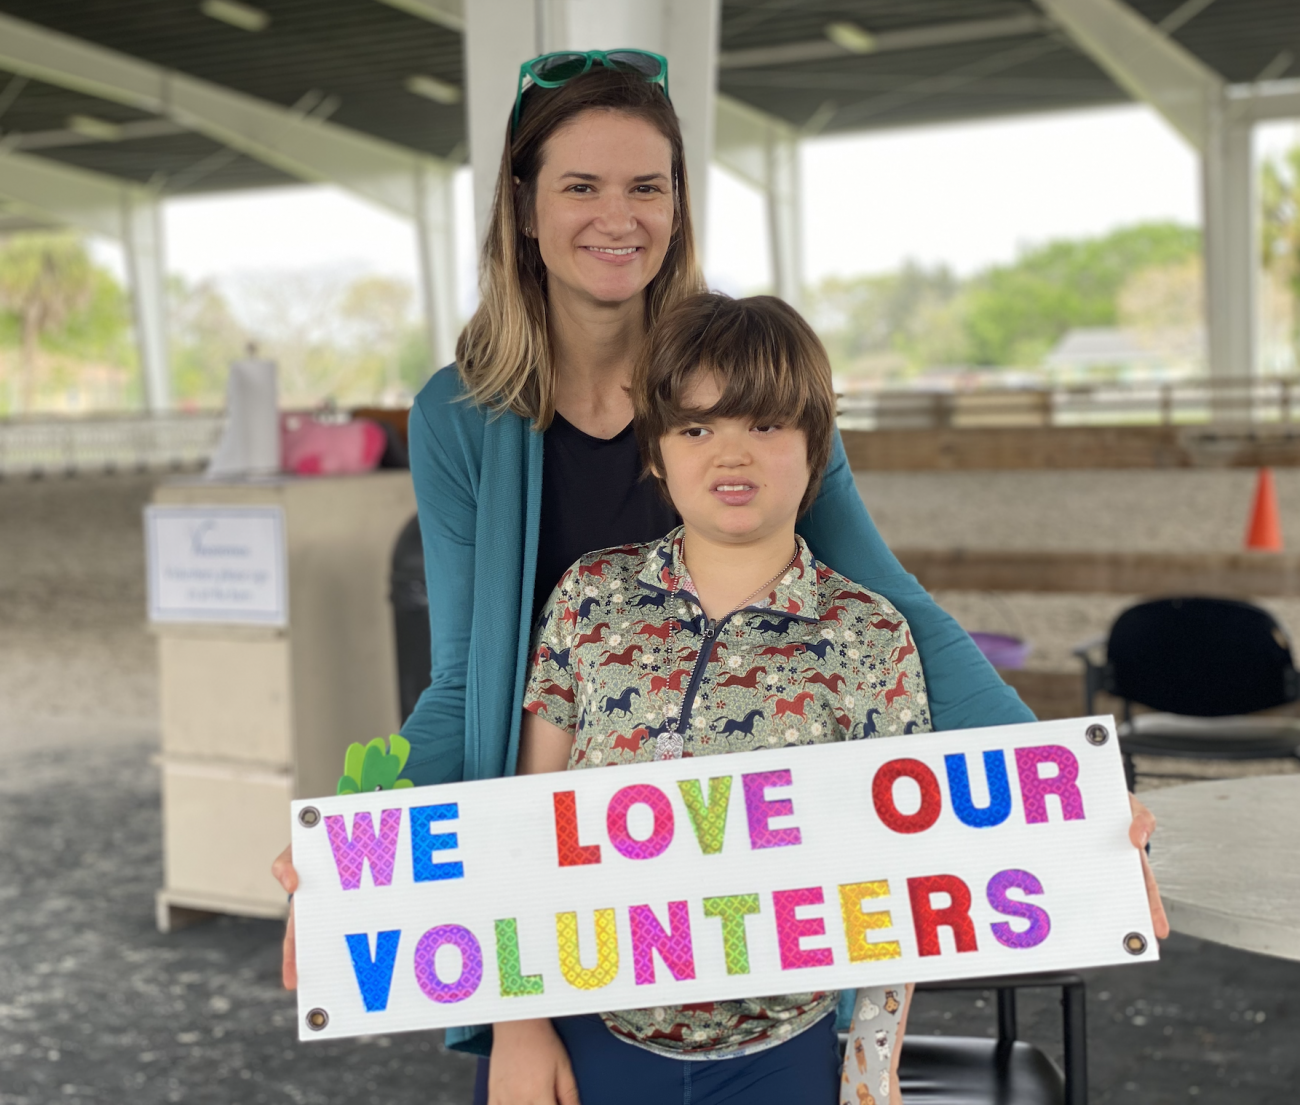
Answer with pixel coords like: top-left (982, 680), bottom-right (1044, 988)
top-left (677, 777), bottom-right (732, 854)
top-left (345, 930), bottom-right (401, 1012)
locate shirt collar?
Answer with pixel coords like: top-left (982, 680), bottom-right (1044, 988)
top-left (635, 525), bottom-right (821, 623)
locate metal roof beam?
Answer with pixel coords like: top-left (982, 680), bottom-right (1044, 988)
top-left (719, 13), bottom-right (1052, 70)
top-left (373, 0), bottom-right (465, 34)
top-left (1035, 0), bottom-right (1223, 150)
top-left (0, 146), bottom-right (145, 240)
top-left (0, 11), bottom-right (452, 218)
top-left (1227, 78), bottom-right (1300, 124)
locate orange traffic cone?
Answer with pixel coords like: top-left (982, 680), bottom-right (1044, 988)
top-left (1245, 468), bottom-right (1284, 552)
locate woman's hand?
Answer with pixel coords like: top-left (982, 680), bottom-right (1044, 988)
top-left (489, 1019), bottom-right (579, 1105)
top-left (271, 843), bottom-right (299, 989)
top-left (1129, 793), bottom-right (1170, 940)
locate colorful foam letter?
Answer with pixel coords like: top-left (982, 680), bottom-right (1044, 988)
top-left (495, 918), bottom-right (545, 996)
top-left (410, 803), bottom-right (463, 882)
top-left (742, 770), bottom-right (802, 849)
top-left (702, 894), bottom-right (761, 975)
top-left (1015, 745), bottom-right (1086, 824)
top-left (413, 924), bottom-right (483, 1004)
top-left (345, 930), bottom-right (401, 1012)
top-left (556, 909), bottom-right (620, 990)
top-left (873, 759), bottom-right (943, 834)
top-left (944, 750), bottom-right (1012, 828)
top-left (838, 881), bottom-right (902, 963)
top-left (607, 784), bottom-right (675, 860)
top-left (629, 901), bottom-right (696, 985)
top-left (677, 776), bottom-right (732, 854)
top-left (772, 886), bottom-right (835, 969)
top-left (553, 790), bottom-right (602, 866)
top-left (908, 875), bottom-right (978, 957)
top-left (987, 869), bottom-right (1052, 949)
top-left (325, 808), bottom-right (402, 890)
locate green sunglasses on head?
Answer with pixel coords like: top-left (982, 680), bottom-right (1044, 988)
top-left (514, 49), bottom-right (670, 130)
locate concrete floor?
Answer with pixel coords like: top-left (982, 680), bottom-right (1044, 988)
top-left (2, 470), bottom-right (1297, 1104)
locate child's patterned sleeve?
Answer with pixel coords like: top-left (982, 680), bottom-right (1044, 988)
top-left (870, 618), bottom-right (932, 738)
top-left (840, 986), bottom-right (908, 1105)
top-left (523, 570), bottom-right (580, 734)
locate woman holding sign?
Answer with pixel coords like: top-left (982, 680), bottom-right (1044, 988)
top-left (273, 51), bottom-right (1167, 1103)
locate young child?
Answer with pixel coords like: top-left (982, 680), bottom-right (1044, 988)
top-left (501, 293), bottom-right (926, 1105)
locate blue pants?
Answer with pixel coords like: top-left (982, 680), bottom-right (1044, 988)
top-left (472, 1012), bottom-right (840, 1105)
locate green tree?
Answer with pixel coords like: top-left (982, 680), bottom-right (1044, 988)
top-left (170, 276), bottom-right (247, 409)
top-left (0, 233), bottom-right (97, 411)
top-left (960, 222), bottom-right (1201, 366)
top-left (1262, 146), bottom-right (1300, 361)
top-left (806, 262), bottom-right (963, 377)
top-left (339, 275), bottom-right (417, 397)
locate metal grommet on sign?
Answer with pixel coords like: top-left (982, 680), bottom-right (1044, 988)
top-left (1086, 724), bottom-right (1110, 746)
top-left (306, 1008), bottom-right (329, 1031)
top-left (1124, 932), bottom-right (1148, 955)
top-left (299, 806), bottom-right (321, 828)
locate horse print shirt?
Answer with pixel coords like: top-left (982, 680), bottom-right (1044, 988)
top-left (525, 526), bottom-right (930, 1059)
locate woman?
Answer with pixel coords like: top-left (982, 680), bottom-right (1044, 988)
top-left (273, 52), bottom-right (1167, 1105)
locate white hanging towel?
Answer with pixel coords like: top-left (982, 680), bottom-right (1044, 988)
top-left (206, 357), bottom-right (280, 478)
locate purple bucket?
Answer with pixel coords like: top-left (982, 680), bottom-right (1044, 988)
top-left (969, 631), bottom-right (1031, 671)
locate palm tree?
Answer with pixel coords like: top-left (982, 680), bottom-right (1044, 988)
top-left (0, 233), bottom-right (95, 412)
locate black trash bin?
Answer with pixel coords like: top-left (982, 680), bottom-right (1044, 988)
top-left (391, 515), bottom-right (432, 725)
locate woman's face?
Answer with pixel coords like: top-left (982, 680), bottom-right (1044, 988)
top-left (529, 109), bottom-right (676, 309)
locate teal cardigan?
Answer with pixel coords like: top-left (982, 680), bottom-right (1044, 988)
top-left (401, 365), bottom-right (1033, 1053)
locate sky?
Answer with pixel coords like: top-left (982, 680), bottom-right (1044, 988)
top-left (110, 104), bottom-right (1300, 320)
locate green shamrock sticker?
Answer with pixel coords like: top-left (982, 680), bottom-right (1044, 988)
top-left (337, 733), bottom-right (414, 794)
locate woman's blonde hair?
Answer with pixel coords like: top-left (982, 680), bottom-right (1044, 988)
top-left (456, 65), bottom-right (703, 427)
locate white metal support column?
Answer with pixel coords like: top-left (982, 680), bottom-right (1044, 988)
top-left (464, 0), bottom-right (720, 257)
top-left (1202, 103), bottom-right (1256, 404)
top-left (121, 193), bottom-right (171, 412)
top-left (1038, 0), bottom-right (1255, 414)
top-left (414, 161), bottom-right (459, 369)
top-left (715, 95), bottom-right (805, 308)
top-left (764, 124), bottom-right (804, 309)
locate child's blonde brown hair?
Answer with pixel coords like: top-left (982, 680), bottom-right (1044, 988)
top-left (633, 292), bottom-right (837, 515)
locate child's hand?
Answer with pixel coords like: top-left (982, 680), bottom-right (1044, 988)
top-left (1129, 793), bottom-right (1170, 939)
top-left (270, 843), bottom-right (298, 989)
top-left (489, 1019), bottom-right (580, 1105)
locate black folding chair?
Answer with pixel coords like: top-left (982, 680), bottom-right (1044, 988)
top-left (1074, 596), bottom-right (1300, 788)
top-left (843, 973), bottom-right (1085, 1105)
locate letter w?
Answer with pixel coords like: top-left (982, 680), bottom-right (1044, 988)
top-left (325, 809), bottom-right (403, 890)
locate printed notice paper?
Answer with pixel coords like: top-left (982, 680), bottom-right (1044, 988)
top-left (145, 505), bottom-right (286, 625)
top-left (290, 716), bottom-right (1156, 1041)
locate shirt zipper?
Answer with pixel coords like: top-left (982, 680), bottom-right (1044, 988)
top-left (669, 610), bottom-right (738, 738)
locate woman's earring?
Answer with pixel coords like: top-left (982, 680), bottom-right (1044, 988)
top-left (523, 225), bottom-right (532, 237)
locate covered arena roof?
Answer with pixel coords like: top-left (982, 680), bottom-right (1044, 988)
top-left (0, 0), bottom-right (1296, 197)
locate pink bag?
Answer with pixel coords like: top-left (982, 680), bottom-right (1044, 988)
top-left (280, 413), bottom-right (388, 476)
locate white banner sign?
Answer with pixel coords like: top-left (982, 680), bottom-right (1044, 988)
top-left (291, 716), bottom-right (1156, 1041)
top-left (145, 505), bottom-right (287, 625)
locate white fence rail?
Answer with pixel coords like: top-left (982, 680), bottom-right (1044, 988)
top-left (0, 413), bottom-right (225, 476)
top-left (838, 377), bottom-right (1300, 430)
top-left (6, 378), bottom-right (1300, 477)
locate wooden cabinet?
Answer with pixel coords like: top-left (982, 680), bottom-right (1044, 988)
top-left (151, 472), bottom-right (415, 931)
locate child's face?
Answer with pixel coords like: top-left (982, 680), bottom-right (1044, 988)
top-left (656, 372), bottom-right (809, 547)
